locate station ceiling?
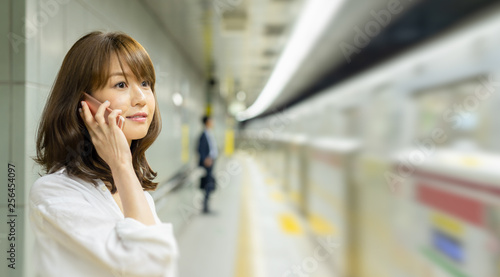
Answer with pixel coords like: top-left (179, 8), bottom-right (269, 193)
top-left (140, 0), bottom-right (499, 120)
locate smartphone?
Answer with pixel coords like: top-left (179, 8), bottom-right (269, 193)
top-left (83, 92), bottom-right (121, 125)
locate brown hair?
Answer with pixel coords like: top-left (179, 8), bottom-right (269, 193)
top-left (34, 31), bottom-right (161, 193)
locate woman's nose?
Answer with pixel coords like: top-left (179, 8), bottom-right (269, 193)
top-left (131, 84), bottom-right (147, 105)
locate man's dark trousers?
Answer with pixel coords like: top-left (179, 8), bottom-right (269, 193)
top-left (203, 164), bottom-right (215, 213)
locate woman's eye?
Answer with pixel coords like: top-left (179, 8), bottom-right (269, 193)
top-left (141, 81), bottom-right (151, 87)
top-left (114, 82), bottom-right (127, 89)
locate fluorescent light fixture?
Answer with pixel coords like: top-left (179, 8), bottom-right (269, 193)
top-left (229, 101), bottom-right (246, 116)
top-left (236, 0), bottom-right (345, 121)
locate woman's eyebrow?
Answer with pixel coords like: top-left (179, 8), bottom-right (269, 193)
top-left (109, 72), bottom-right (130, 78)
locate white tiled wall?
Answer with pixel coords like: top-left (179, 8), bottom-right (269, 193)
top-left (0, 0), bottom-right (10, 82)
top-left (1, 0), bottom-right (212, 276)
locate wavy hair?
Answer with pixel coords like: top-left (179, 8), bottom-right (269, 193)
top-left (34, 31), bottom-right (161, 193)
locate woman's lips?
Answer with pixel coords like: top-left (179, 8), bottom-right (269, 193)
top-left (126, 116), bottom-right (147, 123)
top-left (126, 112), bottom-right (148, 123)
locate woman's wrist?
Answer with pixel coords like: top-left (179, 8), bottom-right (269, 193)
top-left (110, 161), bottom-right (134, 174)
top-left (110, 160), bottom-right (156, 225)
top-left (110, 161), bottom-right (143, 193)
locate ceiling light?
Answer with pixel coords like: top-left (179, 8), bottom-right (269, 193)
top-left (229, 101), bottom-right (246, 116)
top-left (237, 91), bottom-right (246, 101)
top-left (237, 0), bottom-right (345, 121)
top-left (172, 92), bottom-right (183, 106)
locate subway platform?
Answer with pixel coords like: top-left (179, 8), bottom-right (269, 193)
top-left (156, 152), bottom-right (338, 277)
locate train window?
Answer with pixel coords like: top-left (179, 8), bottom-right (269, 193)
top-left (412, 75), bottom-right (497, 152)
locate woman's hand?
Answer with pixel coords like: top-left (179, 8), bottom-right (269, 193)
top-left (79, 100), bottom-right (131, 170)
top-left (80, 100), bottom-right (156, 226)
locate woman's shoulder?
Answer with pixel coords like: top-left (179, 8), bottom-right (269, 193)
top-left (30, 167), bottom-right (97, 203)
top-left (33, 167), bottom-right (78, 188)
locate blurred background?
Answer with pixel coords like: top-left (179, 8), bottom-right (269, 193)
top-left (2, 0), bottom-right (500, 276)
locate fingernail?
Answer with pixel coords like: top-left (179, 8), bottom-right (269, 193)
top-left (116, 109), bottom-right (122, 113)
top-left (104, 100), bottom-right (109, 104)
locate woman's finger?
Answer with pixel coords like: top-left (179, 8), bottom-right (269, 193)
top-left (79, 101), bottom-right (99, 139)
top-left (95, 100), bottom-right (111, 125)
top-left (80, 101), bottom-right (97, 129)
top-left (108, 108), bottom-right (123, 129)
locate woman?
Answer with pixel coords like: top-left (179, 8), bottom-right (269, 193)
top-left (30, 31), bottom-right (178, 277)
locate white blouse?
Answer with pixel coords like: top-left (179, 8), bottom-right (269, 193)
top-left (29, 167), bottom-right (178, 277)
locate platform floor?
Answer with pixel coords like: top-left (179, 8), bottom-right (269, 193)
top-left (162, 152), bottom-right (339, 277)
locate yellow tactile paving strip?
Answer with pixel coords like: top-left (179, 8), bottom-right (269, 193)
top-left (308, 213), bottom-right (336, 236)
top-left (234, 168), bottom-right (255, 277)
top-left (279, 213), bottom-right (303, 235)
top-left (270, 190), bottom-right (284, 202)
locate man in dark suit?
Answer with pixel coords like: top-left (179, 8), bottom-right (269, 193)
top-left (197, 115), bottom-right (218, 213)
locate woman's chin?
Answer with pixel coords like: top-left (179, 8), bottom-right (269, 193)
top-left (124, 132), bottom-right (148, 141)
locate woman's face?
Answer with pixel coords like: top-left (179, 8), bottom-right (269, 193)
top-left (92, 54), bottom-right (156, 146)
